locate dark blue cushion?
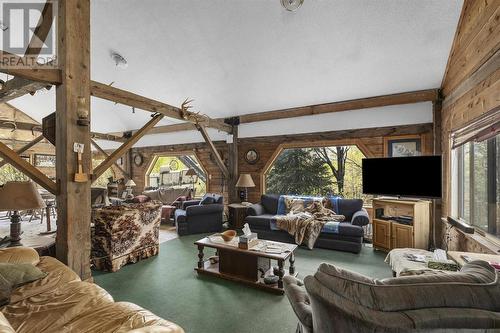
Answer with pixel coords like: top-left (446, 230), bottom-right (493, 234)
top-left (338, 199), bottom-right (363, 221)
top-left (261, 194), bottom-right (279, 214)
top-left (199, 196), bottom-right (215, 205)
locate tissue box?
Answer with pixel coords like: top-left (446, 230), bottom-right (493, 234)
top-left (239, 232), bottom-right (258, 243)
top-left (238, 239), bottom-right (259, 250)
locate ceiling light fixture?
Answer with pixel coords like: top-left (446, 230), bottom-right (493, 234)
top-left (281, 0), bottom-right (304, 11)
top-left (110, 51), bottom-right (128, 69)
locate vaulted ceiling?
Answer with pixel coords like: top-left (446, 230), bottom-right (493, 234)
top-left (3, 0), bottom-right (463, 146)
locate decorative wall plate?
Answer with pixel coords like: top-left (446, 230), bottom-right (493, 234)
top-left (133, 154), bottom-right (143, 166)
top-left (245, 149), bottom-right (259, 164)
top-left (169, 159), bottom-right (179, 171)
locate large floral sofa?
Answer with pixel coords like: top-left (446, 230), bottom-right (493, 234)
top-left (92, 201), bottom-right (162, 272)
top-left (0, 247), bottom-right (183, 333)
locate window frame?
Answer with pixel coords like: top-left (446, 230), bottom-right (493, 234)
top-left (453, 136), bottom-right (499, 241)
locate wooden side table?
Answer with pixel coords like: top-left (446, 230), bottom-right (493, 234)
top-left (228, 203), bottom-right (249, 229)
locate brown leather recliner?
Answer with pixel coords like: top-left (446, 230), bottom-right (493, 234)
top-left (0, 247), bottom-right (184, 333)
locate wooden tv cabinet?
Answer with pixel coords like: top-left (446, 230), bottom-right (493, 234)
top-left (372, 198), bottom-right (431, 252)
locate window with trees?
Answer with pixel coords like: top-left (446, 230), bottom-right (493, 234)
top-left (265, 145), bottom-right (369, 200)
top-left (454, 134), bottom-right (499, 238)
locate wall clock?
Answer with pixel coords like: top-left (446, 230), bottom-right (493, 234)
top-left (245, 149), bottom-right (259, 164)
top-left (133, 154), bottom-right (143, 167)
top-left (169, 159), bottom-right (179, 171)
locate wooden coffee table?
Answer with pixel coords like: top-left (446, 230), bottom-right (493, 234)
top-left (194, 237), bottom-right (297, 294)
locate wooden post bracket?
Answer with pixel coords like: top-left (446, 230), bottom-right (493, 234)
top-left (0, 135), bottom-right (44, 169)
top-left (196, 123), bottom-right (229, 178)
top-left (91, 139), bottom-right (130, 179)
top-left (93, 114), bottom-right (164, 179)
top-left (0, 140), bottom-right (57, 194)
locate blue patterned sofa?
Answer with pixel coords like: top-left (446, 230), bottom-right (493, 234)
top-left (245, 194), bottom-right (369, 253)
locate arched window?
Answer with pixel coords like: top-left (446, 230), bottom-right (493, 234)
top-left (146, 154), bottom-right (207, 197)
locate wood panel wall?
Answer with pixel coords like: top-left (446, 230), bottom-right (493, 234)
top-left (130, 142), bottom-right (229, 200)
top-left (440, 0), bottom-right (500, 253)
top-left (130, 124), bottom-right (432, 205)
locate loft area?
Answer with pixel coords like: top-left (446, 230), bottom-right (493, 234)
top-left (0, 1), bottom-right (499, 332)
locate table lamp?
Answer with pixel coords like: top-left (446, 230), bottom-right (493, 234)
top-left (185, 168), bottom-right (197, 190)
top-left (0, 181), bottom-right (46, 247)
top-left (125, 179), bottom-right (136, 196)
top-left (235, 174), bottom-right (255, 205)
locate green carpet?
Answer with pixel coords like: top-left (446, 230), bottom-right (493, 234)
top-left (93, 235), bottom-right (391, 333)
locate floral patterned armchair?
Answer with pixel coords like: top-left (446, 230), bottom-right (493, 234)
top-left (91, 201), bottom-right (162, 272)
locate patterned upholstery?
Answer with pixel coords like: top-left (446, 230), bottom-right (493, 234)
top-left (91, 201), bottom-right (162, 272)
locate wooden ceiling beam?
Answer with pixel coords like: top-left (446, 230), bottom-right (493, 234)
top-left (0, 120), bottom-right (41, 133)
top-left (116, 89), bottom-right (439, 137)
top-left (239, 89), bottom-right (440, 124)
top-left (0, 51), bottom-right (61, 85)
top-left (0, 78), bottom-right (49, 103)
top-left (90, 81), bottom-right (232, 133)
top-left (90, 132), bottom-right (127, 143)
top-left (195, 124), bottom-right (229, 178)
top-left (93, 114), bottom-right (164, 179)
top-left (91, 139), bottom-right (129, 178)
top-left (0, 140), bottom-right (57, 194)
top-left (0, 119), bottom-right (125, 143)
top-left (0, 135), bottom-right (44, 168)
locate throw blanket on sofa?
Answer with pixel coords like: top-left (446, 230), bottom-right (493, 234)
top-left (275, 200), bottom-right (345, 249)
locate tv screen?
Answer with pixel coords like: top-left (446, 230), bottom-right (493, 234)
top-left (362, 156), bottom-right (442, 198)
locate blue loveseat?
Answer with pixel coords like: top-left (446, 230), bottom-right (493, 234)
top-left (244, 194), bottom-right (369, 253)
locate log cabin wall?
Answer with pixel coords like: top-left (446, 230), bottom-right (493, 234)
top-left (439, 0), bottom-right (500, 253)
top-left (129, 123), bottom-right (433, 205)
top-left (238, 123), bottom-right (433, 204)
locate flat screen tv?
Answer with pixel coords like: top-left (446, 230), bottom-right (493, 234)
top-left (362, 156), bottom-right (442, 198)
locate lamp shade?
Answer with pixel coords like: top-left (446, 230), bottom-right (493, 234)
top-left (0, 181), bottom-right (46, 211)
top-left (185, 168), bottom-right (197, 177)
top-left (125, 179), bottom-right (136, 187)
top-left (235, 174), bottom-right (255, 188)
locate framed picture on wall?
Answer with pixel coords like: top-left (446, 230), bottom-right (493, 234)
top-left (385, 137), bottom-right (422, 157)
top-left (34, 154), bottom-right (56, 168)
top-left (20, 155), bottom-right (30, 163)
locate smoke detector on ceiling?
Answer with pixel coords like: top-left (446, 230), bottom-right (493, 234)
top-left (281, 0), bottom-right (304, 11)
top-left (110, 51), bottom-right (128, 69)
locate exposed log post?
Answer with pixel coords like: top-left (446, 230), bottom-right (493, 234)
top-left (93, 114), bottom-right (163, 179)
top-left (0, 141), bottom-right (57, 193)
top-left (226, 118), bottom-right (239, 203)
top-left (431, 95), bottom-right (443, 249)
top-left (0, 135), bottom-right (44, 168)
top-left (55, 0), bottom-right (91, 280)
top-left (91, 139), bottom-right (129, 178)
top-left (196, 124), bottom-right (229, 178)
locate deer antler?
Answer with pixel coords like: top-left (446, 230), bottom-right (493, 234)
top-left (180, 98), bottom-right (194, 120)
